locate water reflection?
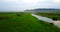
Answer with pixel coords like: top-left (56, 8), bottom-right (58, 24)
top-left (32, 14), bottom-right (60, 28)
top-left (32, 14), bottom-right (53, 23)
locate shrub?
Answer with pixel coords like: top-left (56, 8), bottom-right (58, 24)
top-left (17, 14), bottom-right (20, 16)
top-left (52, 17), bottom-right (58, 21)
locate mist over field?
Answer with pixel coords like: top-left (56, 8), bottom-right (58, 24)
top-left (0, 0), bottom-right (60, 12)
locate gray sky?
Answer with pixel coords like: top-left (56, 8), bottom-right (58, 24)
top-left (0, 0), bottom-right (60, 12)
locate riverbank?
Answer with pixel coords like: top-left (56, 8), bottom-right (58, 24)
top-left (32, 14), bottom-right (60, 28)
top-left (32, 14), bottom-right (53, 23)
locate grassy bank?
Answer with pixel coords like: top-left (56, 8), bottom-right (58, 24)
top-left (0, 12), bottom-right (60, 32)
top-left (35, 13), bottom-right (60, 20)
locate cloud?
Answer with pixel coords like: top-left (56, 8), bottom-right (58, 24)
top-left (0, 0), bottom-right (20, 2)
top-left (53, 0), bottom-right (60, 2)
top-left (0, 0), bottom-right (60, 11)
top-left (23, 0), bottom-right (51, 3)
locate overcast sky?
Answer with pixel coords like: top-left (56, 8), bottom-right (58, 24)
top-left (0, 0), bottom-right (60, 12)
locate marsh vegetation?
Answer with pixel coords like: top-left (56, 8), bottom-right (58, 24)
top-left (0, 12), bottom-right (60, 32)
top-left (35, 12), bottom-right (60, 20)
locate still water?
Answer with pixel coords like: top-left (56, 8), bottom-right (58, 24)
top-left (32, 14), bottom-right (60, 28)
top-left (32, 14), bottom-right (53, 23)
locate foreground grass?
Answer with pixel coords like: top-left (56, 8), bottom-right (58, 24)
top-left (35, 13), bottom-right (60, 20)
top-left (0, 12), bottom-right (60, 32)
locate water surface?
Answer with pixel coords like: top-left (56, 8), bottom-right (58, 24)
top-left (32, 14), bottom-right (53, 23)
top-left (32, 14), bottom-right (60, 28)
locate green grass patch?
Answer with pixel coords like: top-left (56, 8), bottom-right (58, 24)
top-left (0, 12), bottom-right (60, 32)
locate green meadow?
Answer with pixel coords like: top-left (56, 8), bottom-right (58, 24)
top-left (0, 12), bottom-right (60, 32)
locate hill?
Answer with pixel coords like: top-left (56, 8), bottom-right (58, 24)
top-left (25, 8), bottom-right (60, 13)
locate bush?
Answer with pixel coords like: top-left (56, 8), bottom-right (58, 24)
top-left (52, 17), bottom-right (58, 21)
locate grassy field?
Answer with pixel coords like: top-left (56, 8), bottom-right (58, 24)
top-left (35, 13), bottom-right (60, 20)
top-left (0, 12), bottom-right (60, 32)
